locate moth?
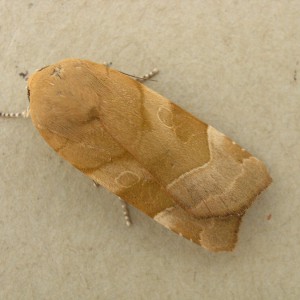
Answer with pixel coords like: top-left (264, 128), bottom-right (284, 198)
top-left (1, 59), bottom-right (272, 252)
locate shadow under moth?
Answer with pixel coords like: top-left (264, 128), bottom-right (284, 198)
top-left (2, 59), bottom-right (272, 252)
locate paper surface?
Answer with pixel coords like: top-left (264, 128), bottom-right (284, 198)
top-left (0, 1), bottom-right (299, 299)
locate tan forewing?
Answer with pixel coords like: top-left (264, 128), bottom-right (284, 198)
top-left (28, 58), bottom-right (271, 251)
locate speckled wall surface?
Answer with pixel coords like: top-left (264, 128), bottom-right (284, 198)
top-left (0, 1), bottom-right (299, 299)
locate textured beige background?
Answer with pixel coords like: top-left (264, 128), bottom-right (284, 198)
top-left (0, 1), bottom-right (299, 299)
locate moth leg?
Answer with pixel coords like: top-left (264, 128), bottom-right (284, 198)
top-left (0, 106), bottom-right (30, 118)
top-left (92, 181), bottom-right (132, 226)
top-left (136, 68), bottom-right (159, 82)
top-left (92, 180), bottom-right (101, 188)
top-left (103, 61), bottom-right (113, 67)
top-left (119, 198), bottom-right (132, 227)
top-left (118, 68), bottom-right (159, 82)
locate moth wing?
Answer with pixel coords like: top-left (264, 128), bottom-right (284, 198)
top-left (28, 59), bottom-right (271, 251)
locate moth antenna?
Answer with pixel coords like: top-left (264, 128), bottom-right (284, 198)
top-left (0, 106), bottom-right (30, 118)
top-left (119, 198), bottom-right (132, 227)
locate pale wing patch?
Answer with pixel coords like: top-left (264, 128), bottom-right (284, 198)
top-left (115, 171), bottom-right (140, 188)
top-left (167, 126), bottom-right (272, 218)
top-left (157, 106), bottom-right (174, 128)
top-left (154, 205), bottom-right (241, 252)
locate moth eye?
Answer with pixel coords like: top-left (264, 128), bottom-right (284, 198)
top-left (27, 87), bottom-right (30, 102)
